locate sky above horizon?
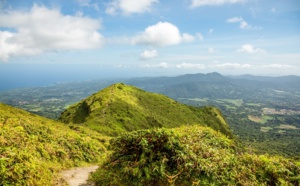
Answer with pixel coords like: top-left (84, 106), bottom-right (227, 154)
top-left (0, 0), bottom-right (300, 89)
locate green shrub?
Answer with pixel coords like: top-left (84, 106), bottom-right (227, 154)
top-left (0, 103), bottom-right (108, 185)
top-left (91, 126), bottom-right (300, 186)
top-left (91, 128), bottom-right (197, 186)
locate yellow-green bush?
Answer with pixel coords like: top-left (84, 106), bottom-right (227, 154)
top-left (91, 126), bottom-right (300, 185)
top-left (0, 103), bottom-right (108, 185)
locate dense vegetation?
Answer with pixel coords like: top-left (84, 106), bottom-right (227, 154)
top-left (59, 83), bottom-right (233, 137)
top-left (91, 126), bottom-right (300, 185)
top-left (1, 79), bottom-right (300, 185)
top-left (0, 103), bottom-right (109, 185)
top-left (1, 73), bottom-right (299, 158)
top-left (181, 97), bottom-right (300, 159)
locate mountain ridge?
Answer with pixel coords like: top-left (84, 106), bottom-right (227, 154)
top-left (59, 83), bottom-right (233, 137)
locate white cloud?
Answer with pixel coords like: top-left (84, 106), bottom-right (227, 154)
top-left (141, 62), bottom-right (172, 68)
top-left (182, 33), bottom-right (195, 42)
top-left (208, 28), bottom-right (214, 35)
top-left (132, 22), bottom-right (194, 47)
top-left (0, 5), bottom-right (103, 61)
top-left (0, 31), bottom-right (22, 61)
top-left (106, 0), bottom-right (158, 15)
top-left (237, 44), bottom-right (266, 54)
top-left (140, 49), bottom-right (158, 60)
top-left (239, 21), bottom-right (251, 29)
top-left (262, 64), bottom-right (293, 69)
top-left (176, 63), bottom-right (205, 69)
top-left (140, 62), bottom-right (206, 69)
top-left (158, 62), bottom-right (171, 68)
top-left (226, 16), bottom-right (243, 23)
top-left (191, 0), bottom-right (246, 8)
top-left (77, 0), bottom-right (99, 10)
top-left (210, 63), bottom-right (253, 69)
top-left (226, 16), bottom-right (261, 30)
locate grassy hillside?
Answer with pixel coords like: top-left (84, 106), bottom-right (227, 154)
top-left (59, 83), bottom-right (233, 137)
top-left (90, 126), bottom-right (300, 185)
top-left (0, 103), bottom-right (109, 185)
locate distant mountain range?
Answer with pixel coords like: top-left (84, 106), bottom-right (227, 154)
top-left (1, 72), bottom-right (299, 119)
top-left (125, 72), bottom-right (300, 100)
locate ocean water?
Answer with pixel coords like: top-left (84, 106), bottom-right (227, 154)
top-left (0, 64), bottom-right (122, 91)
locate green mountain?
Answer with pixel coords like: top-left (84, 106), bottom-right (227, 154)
top-left (59, 83), bottom-right (233, 137)
top-left (0, 103), bottom-right (108, 185)
top-left (1, 82), bottom-right (300, 185)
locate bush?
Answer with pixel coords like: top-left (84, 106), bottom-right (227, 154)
top-left (91, 126), bottom-right (300, 186)
top-left (91, 128), bottom-right (197, 185)
top-left (0, 103), bottom-right (108, 185)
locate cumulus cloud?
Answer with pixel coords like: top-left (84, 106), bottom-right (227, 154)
top-left (132, 22), bottom-right (194, 47)
top-left (191, 0), bottom-right (246, 8)
top-left (106, 0), bottom-right (158, 15)
top-left (0, 5), bottom-right (103, 61)
top-left (140, 49), bottom-right (158, 60)
top-left (237, 44), bottom-right (266, 54)
top-left (226, 16), bottom-right (261, 30)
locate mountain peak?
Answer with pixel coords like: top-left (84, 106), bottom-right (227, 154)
top-left (59, 83), bottom-right (233, 137)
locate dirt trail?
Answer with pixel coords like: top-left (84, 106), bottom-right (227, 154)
top-left (60, 166), bottom-right (98, 186)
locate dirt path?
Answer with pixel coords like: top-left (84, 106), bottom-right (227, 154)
top-left (60, 166), bottom-right (99, 186)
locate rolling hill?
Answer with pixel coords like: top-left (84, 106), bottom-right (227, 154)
top-left (59, 83), bottom-right (233, 137)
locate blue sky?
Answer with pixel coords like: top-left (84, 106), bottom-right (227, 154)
top-left (0, 0), bottom-right (300, 88)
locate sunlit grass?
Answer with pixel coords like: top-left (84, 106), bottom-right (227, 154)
top-left (0, 103), bottom-right (108, 185)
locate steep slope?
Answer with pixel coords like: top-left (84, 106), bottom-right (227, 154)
top-left (0, 103), bottom-right (108, 185)
top-left (59, 83), bottom-right (233, 137)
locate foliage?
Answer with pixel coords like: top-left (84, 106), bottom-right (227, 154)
top-left (91, 126), bottom-right (300, 186)
top-left (2, 73), bottom-right (300, 158)
top-left (59, 83), bottom-right (233, 138)
top-left (0, 103), bottom-right (109, 185)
